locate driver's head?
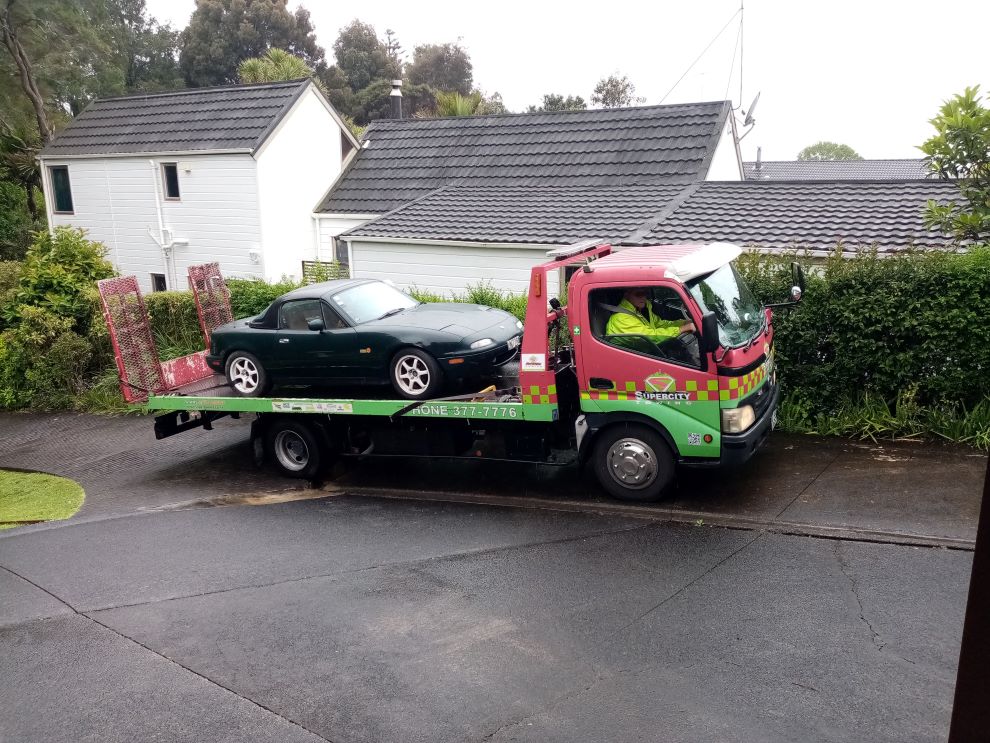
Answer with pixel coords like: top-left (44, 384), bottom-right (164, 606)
top-left (623, 287), bottom-right (649, 311)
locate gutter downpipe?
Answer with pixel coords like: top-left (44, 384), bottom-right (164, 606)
top-left (148, 159), bottom-right (173, 288)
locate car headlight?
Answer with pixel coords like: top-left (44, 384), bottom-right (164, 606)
top-left (516, 320), bottom-right (523, 330)
top-left (721, 405), bottom-right (756, 434)
top-left (470, 338), bottom-right (494, 349)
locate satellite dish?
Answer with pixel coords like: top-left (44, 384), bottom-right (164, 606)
top-left (743, 92), bottom-right (760, 127)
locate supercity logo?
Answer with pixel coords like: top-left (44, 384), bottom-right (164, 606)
top-left (634, 390), bottom-right (691, 402)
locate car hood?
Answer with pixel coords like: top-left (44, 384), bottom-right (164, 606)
top-left (368, 303), bottom-right (517, 336)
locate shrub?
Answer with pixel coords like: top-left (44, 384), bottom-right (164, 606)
top-left (227, 277), bottom-right (301, 319)
top-left (145, 290), bottom-right (203, 358)
top-left (0, 260), bottom-right (21, 327)
top-left (0, 182), bottom-right (35, 261)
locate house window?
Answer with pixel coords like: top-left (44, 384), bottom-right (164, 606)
top-left (49, 166), bottom-right (74, 213)
top-left (161, 163), bottom-right (180, 199)
top-left (151, 273), bottom-right (167, 292)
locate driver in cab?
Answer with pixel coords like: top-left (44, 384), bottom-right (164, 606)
top-left (605, 287), bottom-right (696, 341)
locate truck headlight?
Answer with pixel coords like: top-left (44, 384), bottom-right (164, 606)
top-left (721, 405), bottom-right (756, 434)
top-left (470, 338), bottom-right (493, 349)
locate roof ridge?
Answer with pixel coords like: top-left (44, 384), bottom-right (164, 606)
top-left (713, 178), bottom-right (953, 185)
top-left (92, 79), bottom-right (309, 104)
top-left (744, 158), bottom-right (926, 164)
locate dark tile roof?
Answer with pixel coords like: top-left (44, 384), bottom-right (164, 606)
top-left (343, 184), bottom-right (689, 244)
top-left (622, 180), bottom-right (961, 252)
top-left (743, 159), bottom-right (930, 180)
top-left (319, 101), bottom-right (730, 214)
top-left (39, 80), bottom-right (311, 157)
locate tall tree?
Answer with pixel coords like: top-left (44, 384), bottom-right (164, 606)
top-left (405, 42), bottom-right (472, 95)
top-left (332, 19), bottom-right (397, 92)
top-left (591, 74), bottom-right (645, 108)
top-left (180, 0), bottom-right (325, 87)
top-left (107, 0), bottom-right (182, 94)
top-left (920, 86), bottom-right (990, 242)
top-left (527, 93), bottom-right (587, 112)
top-left (797, 141), bottom-right (863, 161)
top-left (239, 48), bottom-right (316, 86)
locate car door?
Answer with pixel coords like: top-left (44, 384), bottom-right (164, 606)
top-left (274, 299), bottom-right (346, 380)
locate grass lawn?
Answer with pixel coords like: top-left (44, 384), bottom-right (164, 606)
top-left (0, 470), bottom-right (85, 530)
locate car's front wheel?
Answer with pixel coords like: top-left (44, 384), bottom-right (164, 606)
top-left (225, 351), bottom-right (270, 397)
top-left (389, 348), bottom-right (442, 400)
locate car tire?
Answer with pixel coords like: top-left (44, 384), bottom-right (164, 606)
top-left (225, 350), bottom-right (270, 397)
top-left (592, 423), bottom-right (675, 502)
top-left (264, 418), bottom-right (327, 480)
top-left (389, 348), bottom-right (442, 400)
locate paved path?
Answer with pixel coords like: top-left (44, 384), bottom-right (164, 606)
top-left (0, 413), bottom-right (983, 742)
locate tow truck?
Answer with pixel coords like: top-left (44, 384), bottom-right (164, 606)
top-left (98, 241), bottom-right (803, 502)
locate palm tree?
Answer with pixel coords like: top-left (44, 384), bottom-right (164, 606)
top-left (416, 90), bottom-right (485, 118)
top-left (238, 49), bottom-right (326, 94)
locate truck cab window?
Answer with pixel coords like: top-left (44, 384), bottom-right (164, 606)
top-left (589, 286), bottom-right (699, 367)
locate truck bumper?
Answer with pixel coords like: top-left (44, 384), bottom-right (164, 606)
top-left (720, 381), bottom-right (780, 467)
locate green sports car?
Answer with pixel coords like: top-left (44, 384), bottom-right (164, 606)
top-left (205, 279), bottom-right (522, 399)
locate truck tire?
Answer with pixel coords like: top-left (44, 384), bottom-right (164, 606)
top-left (592, 424), bottom-right (674, 502)
top-left (389, 348), bottom-right (442, 400)
top-left (265, 418), bottom-right (327, 480)
top-left (225, 351), bottom-right (270, 397)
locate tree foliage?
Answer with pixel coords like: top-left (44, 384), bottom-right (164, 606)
top-left (527, 93), bottom-right (587, 112)
top-left (591, 75), bottom-right (644, 108)
top-left (180, 0), bottom-right (325, 87)
top-left (797, 141), bottom-right (863, 161)
top-left (920, 85), bottom-right (990, 243)
top-left (238, 48), bottom-right (325, 93)
top-left (331, 19), bottom-right (398, 92)
top-left (406, 42), bottom-right (472, 95)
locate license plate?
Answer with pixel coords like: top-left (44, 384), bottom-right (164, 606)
top-left (507, 335), bottom-right (520, 350)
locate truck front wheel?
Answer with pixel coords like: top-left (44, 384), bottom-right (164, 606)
top-left (264, 418), bottom-right (328, 480)
top-left (592, 424), bottom-right (674, 502)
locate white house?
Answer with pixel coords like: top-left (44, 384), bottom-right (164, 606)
top-left (313, 100), bottom-right (744, 297)
top-left (39, 79), bottom-right (359, 292)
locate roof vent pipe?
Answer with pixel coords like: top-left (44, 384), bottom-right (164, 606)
top-left (755, 146), bottom-right (762, 171)
top-left (390, 79), bottom-right (403, 119)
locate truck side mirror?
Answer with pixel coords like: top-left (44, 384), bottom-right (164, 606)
top-left (699, 311), bottom-right (720, 354)
top-left (790, 262), bottom-right (805, 302)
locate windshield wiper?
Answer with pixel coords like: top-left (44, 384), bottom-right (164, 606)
top-left (376, 307), bottom-right (407, 320)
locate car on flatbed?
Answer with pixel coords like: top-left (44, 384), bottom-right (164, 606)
top-left (205, 278), bottom-right (522, 399)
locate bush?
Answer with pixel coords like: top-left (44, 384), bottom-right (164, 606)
top-left (227, 277), bottom-right (301, 319)
top-left (145, 290), bottom-right (203, 358)
top-left (0, 182), bottom-right (36, 261)
top-left (0, 260), bottom-right (21, 326)
top-left (737, 246), bottom-right (990, 438)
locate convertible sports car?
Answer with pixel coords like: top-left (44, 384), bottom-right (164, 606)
top-left (205, 279), bottom-right (522, 399)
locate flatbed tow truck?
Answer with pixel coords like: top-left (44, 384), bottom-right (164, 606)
top-left (98, 241), bottom-right (803, 502)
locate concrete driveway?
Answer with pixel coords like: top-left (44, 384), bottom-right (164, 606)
top-left (0, 413), bottom-right (983, 742)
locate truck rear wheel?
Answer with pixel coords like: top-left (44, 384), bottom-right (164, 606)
top-left (592, 424), bottom-right (674, 502)
top-left (264, 418), bottom-right (327, 480)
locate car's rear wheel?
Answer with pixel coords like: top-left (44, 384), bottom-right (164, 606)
top-left (389, 348), bottom-right (442, 399)
top-left (225, 351), bottom-right (270, 397)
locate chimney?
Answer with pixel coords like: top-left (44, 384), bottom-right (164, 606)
top-left (755, 146), bottom-right (762, 171)
top-left (390, 79), bottom-right (403, 119)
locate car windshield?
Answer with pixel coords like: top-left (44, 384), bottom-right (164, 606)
top-left (330, 281), bottom-right (419, 325)
top-left (687, 262), bottom-right (763, 348)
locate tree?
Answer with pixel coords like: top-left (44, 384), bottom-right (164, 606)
top-left (797, 141), bottom-right (863, 161)
top-left (180, 0), bottom-right (325, 87)
top-left (331, 19), bottom-right (397, 93)
top-left (406, 42), bottom-right (472, 95)
top-left (239, 48), bottom-right (320, 89)
top-left (527, 93), bottom-right (586, 112)
top-left (591, 74), bottom-right (645, 108)
top-left (350, 79), bottom-right (434, 124)
top-left (107, 0), bottom-right (182, 94)
top-left (0, 120), bottom-right (41, 221)
top-left (920, 85), bottom-right (990, 242)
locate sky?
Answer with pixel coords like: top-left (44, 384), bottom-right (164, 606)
top-left (146, 0), bottom-right (990, 161)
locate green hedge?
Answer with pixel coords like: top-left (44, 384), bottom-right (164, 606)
top-left (737, 247), bottom-right (990, 443)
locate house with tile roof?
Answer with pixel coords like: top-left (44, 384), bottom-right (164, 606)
top-left (39, 79), bottom-right (359, 292)
top-left (315, 101), bottom-right (743, 295)
top-left (743, 158), bottom-right (930, 180)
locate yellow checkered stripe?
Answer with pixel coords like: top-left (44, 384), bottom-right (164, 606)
top-left (580, 366), bottom-right (769, 402)
top-left (521, 384), bottom-right (558, 405)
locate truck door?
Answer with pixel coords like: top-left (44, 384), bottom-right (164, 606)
top-left (575, 282), bottom-right (721, 457)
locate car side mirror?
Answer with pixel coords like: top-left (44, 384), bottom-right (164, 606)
top-left (307, 318), bottom-right (325, 331)
top-left (699, 311), bottom-right (719, 354)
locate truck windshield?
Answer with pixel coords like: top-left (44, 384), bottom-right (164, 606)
top-left (687, 263), bottom-right (763, 349)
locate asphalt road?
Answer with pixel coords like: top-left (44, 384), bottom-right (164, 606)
top-left (0, 413), bottom-right (981, 742)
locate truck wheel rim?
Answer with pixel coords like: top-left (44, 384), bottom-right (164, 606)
top-left (273, 430), bottom-right (309, 472)
top-left (606, 438), bottom-right (658, 490)
top-left (230, 357), bottom-right (259, 393)
top-left (396, 355), bottom-right (430, 395)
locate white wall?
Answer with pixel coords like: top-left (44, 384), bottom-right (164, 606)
top-left (316, 214), bottom-right (378, 263)
top-left (42, 154), bottom-right (263, 292)
top-left (347, 240), bottom-right (559, 298)
top-left (705, 117), bottom-right (743, 181)
top-left (256, 87), bottom-right (345, 282)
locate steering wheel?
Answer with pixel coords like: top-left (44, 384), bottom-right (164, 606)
top-left (655, 332), bottom-right (700, 365)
